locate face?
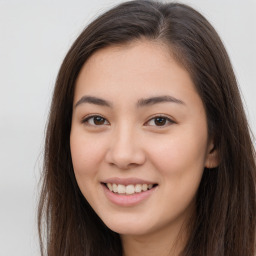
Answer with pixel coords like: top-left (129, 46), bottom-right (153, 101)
top-left (70, 40), bottom-right (217, 238)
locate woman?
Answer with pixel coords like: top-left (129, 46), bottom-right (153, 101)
top-left (38, 1), bottom-right (256, 255)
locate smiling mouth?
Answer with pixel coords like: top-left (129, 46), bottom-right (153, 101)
top-left (103, 183), bottom-right (158, 195)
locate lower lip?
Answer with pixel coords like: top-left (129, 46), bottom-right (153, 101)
top-left (102, 184), bottom-right (157, 207)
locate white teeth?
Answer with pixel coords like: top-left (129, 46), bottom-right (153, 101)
top-left (107, 183), bottom-right (112, 191)
top-left (112, 183), bottom-right (118, 193)
top-left (117, 184), bottom-right (126, 194)
top-left (135, 184), bottom-right (142, 193)
top-left (106, 183), bottom-right (155, 195)
top-left (142, 184), bottom-right (148, 191)
top-left (126, 185), bottom-right (135, 194)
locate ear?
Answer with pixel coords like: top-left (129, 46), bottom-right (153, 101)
top-left (205, 140), bottom-right (220, 169)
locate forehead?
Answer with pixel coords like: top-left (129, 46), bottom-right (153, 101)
top-left (85, 40), bottom-right (173, 68)
top-left (74, 40), bottom-right (196, 99)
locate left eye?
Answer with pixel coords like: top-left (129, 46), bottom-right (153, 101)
top-left (82, 115), bottom-right (109, 126)
top-left (146, 116), bottom-right (174, 127)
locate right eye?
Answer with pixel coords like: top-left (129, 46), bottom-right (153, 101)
top-left (82, 115), bottom-right (109, 126)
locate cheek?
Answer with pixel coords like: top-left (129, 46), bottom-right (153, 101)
top-left (148, 126), bottom-right (208, 177)
top-left (70, 130), bottom-right (106, 180)
top-left (146, 127), bottom-right (208, 219)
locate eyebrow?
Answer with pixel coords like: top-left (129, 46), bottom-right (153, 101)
top-left (136, 95), bottom-right (185, 107)
top-left (74, 95), bottom-right (185, 108)
top-left (75, 96), bottom-right (112, 108)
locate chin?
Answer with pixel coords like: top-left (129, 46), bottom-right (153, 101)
top-left (109, 224), bottom-right (149, 236)
top-left (101, 216), bottom-right (155, 236)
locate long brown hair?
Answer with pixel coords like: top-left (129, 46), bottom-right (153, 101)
top-left (38, 1), bottom-right (256, 255)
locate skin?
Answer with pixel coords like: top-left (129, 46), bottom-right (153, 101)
top-left (70, 40), bottom-right (219, 256)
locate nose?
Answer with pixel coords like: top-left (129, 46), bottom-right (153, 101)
top-left (105, 125), bottom-right (146, 170)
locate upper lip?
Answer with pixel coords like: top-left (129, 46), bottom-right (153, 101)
top-left (102, 177), bottom-right (157, 186)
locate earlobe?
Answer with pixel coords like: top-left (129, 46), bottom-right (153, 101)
top-left (205, 142), bottom-right (220, 169)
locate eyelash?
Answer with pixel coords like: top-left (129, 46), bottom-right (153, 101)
top-left (82, 115), bottom-right (110, 126)
top-left (81, 114), bottom-right (175, 127)
top-left (145, 115), bottom-right (175, 127)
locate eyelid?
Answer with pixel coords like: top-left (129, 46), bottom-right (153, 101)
top-left (80, 114), bottom-right (175, 127)
top-left (144, 114), bottom-right (176, 127)
top-left (81, 114), bottom-right (110, 126)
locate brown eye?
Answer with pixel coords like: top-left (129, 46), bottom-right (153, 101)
top-left (146, 116), bottom-right (174, 127)
top-left (83, 115), bottom-right (109, 126)
top-left (93, 116), bottom-right (105, 125)
top-left (154, 117), bottom-right (167, 126)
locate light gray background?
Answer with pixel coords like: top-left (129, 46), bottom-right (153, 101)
top-left (0, 0), bottom-right (255, 255)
